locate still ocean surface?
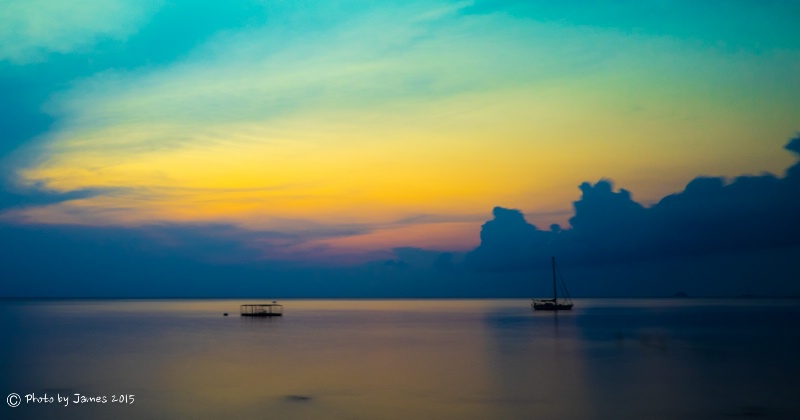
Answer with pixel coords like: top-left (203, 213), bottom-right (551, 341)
top-left (2, 298), bottom-right (799, 419)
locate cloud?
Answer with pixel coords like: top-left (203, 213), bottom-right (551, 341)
top-left (0, 0), bottom-right (161, 63)
top-left (463, 207), bottom-right (551, 271)
top-left (0, 221), bottom-right (486, 298)
top-left (466, 135), bottom-right (800, 271)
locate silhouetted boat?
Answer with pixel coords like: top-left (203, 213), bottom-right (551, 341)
top-left (532, 257), bottom-right (574, 311)
top-left (241, 302), bottom-right (283, 317)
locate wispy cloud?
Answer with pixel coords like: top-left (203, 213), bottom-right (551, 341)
top-left (0, 0), bottom-right (161, 63)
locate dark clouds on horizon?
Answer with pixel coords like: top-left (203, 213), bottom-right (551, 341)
top-left (465, 136), bottom-right (800, 272)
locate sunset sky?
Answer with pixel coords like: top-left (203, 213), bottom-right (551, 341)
top-left (2, 1), bottom-right (799, 297)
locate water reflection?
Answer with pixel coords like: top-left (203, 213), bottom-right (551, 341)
top-left (1, 299), bottom-right (799, 419)
top-left (575, 299), bottom-right (800, 419)
top-left (482, 305), bottom-right (590, 419)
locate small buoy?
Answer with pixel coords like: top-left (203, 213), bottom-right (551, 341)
top-left (223, 313), bottom-right (228, 316)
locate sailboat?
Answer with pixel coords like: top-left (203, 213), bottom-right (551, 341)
top-left (532, 257), bottom-right (574, 311)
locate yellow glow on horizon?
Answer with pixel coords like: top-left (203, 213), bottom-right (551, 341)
top-left (21, 87), bottom-right (584, 227)
top-left (17, 75), bottom-right (796, 234)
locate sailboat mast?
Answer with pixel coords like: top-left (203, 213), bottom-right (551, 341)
top-left (552, 256), bottom-right (557, 305)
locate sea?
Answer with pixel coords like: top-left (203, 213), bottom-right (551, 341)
top-left (1, 298), bottom-right (799, 419)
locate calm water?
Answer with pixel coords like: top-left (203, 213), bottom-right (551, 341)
top-left (2, 299), bottom-right (799, 419)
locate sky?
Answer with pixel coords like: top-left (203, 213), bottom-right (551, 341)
top-left (1, 0), bottom-right (799, 297)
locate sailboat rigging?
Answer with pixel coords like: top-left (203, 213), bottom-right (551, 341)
top-left (532, 257), bottom-right (574, 311)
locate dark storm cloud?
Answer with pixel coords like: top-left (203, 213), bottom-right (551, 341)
top-left (0, 220), bottom-right (374, 297)
top-left (463, 207), bottom-right (551, 271)
top-left (0, 220), bottom-right (502, 298)
top-left (0, 223), bottom-right (237, 297)
top-left (466, 136), bottom-right (800, 271)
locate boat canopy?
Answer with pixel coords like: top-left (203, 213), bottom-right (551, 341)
top-left (240, 303), bottom-right (283, 316)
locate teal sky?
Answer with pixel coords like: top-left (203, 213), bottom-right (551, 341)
top-left (1, 0), bottom-right (799, 297)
